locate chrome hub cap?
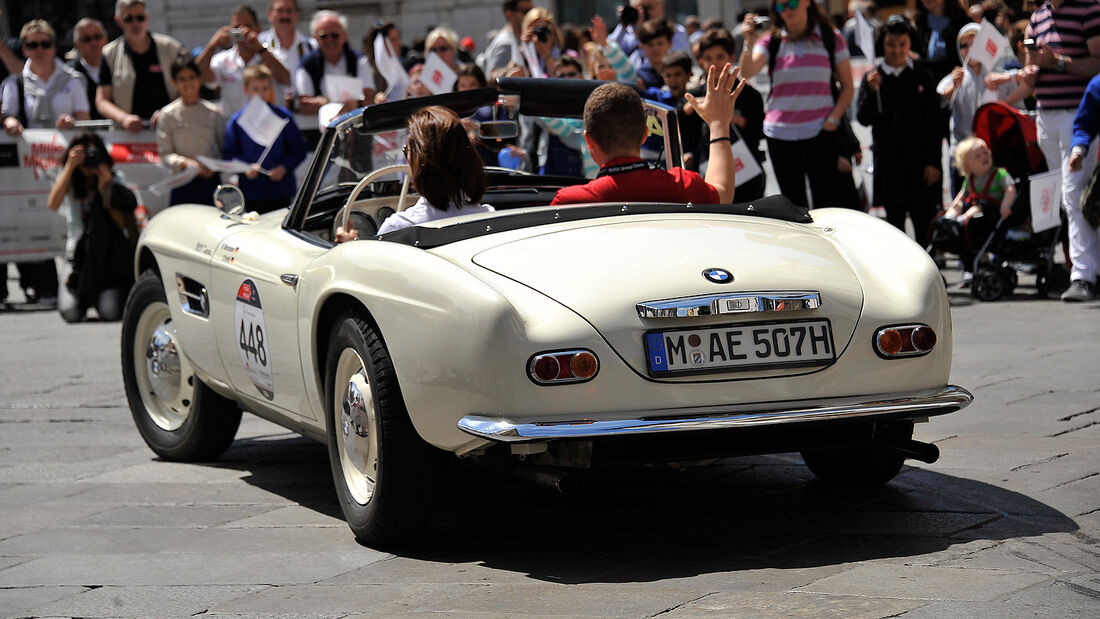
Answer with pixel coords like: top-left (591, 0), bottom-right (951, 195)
top-left (333, 348), bottom-right (379, 505)
top-left (133, 300), bottom-right (195, 431)
top-left (146, 328), bottom-right (181, 402)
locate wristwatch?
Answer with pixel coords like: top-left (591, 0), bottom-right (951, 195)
top-left (825, 116), bottom-right (841, 127)
top-left (1055, 54), bottom-right (1067, 73)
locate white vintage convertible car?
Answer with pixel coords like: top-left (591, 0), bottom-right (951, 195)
top-left (122, 79), bottom-right (972, 544)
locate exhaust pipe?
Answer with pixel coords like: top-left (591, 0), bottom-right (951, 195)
top-left (886, 438), bottom-right (940, 464)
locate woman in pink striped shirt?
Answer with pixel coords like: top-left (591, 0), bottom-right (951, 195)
top-left (738, 0), bottom-right (854, 209)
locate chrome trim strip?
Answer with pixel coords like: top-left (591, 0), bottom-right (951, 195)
top-left (637, 291), bottom-right (821, 319)
top-left (457, 385), bottom-right (973, 442)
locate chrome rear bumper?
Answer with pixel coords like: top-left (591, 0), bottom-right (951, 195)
top-left (457, 385), bottom-right (972, 442)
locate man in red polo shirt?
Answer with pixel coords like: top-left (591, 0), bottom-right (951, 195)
top-left (551, 63), bottom-right (743, 206)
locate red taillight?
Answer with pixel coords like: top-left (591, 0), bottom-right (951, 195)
top-left (528, 350), bottom-right (599, 385)
top-left (874, 325), bottom-right (937, 358)
top-left (911, 326), bottom-right (937, 352)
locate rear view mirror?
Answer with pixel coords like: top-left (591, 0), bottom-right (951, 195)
top-left (478, 120), bottom-right (518, 140)
top-left (214, 184), bottom-right (245, 216)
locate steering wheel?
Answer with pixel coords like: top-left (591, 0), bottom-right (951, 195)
top-left (334, 164), bottom-right (412, 240)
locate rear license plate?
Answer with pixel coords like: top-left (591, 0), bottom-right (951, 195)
top-left (644, 318), bottom-right (835, 377)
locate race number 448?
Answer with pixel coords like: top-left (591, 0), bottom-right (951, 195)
top-left (234, 279), bottom-right (275, 400)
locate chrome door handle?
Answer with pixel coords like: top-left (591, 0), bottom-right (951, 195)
top-left (280, 274), bottom-right (299, 288)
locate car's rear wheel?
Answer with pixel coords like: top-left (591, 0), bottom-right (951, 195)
top-left (324, 313), bottom-right (430, 545)
top-left (121, 271), bottom-right (242, 461)
top-left (800, 422), bottom-right (912, 487)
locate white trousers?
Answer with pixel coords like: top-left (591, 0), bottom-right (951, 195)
top-left (1036, 107), bottom-right (1100, 284)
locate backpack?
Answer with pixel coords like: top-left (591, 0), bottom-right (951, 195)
top-left (767, 24), bottom-right (839, 102)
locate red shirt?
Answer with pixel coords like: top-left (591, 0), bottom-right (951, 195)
top-left (550, 157), bottom-right (721, 206)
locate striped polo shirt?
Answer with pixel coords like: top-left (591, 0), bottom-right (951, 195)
top-left (1029, 0), bottom-right (1100, 110)
top-left (754, 26), bottom-right (849, 141)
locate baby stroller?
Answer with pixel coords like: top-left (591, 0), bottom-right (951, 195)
top-left (966, 102), bottom-right (1069, 301)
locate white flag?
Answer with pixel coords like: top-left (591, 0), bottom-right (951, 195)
top-left (854, 11), bottom-right (876, 61)
top-left (421, 52), bottom-right (458, 95)
top-left (1029, 169), bottom-right (1062, 233)
top-left (522, 42), bottom-right (545, 78)
top-left (373, 33), bottom-right (408, 101)
top-left (321, 74), bottom-right (363, 104)
top-left (237, 96), bottom-right (288, 148)
top-left (968, 19), bottom-right (1010, 71)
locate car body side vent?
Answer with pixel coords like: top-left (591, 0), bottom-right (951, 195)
top-left (175, 274), bottom-right (210, 318)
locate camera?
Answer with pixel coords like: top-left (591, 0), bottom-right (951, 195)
top-left (1023, 38), bottom-right (1039, 50)
top-left (533, 25), bottom-right (551, 43)
top-left (230, 27), bottom-right (244, 45)
top-left (753, 16), bottom-right (770, 31)
top-left (84, 145), bottom-right (108, 167)
top-left (619, 4), bottom-right (639, 25)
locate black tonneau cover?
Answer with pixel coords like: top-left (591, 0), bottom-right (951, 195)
top-left (377, 195), bottom-right (812, 249)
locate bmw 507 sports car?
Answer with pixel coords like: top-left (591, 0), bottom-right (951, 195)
top-left (122, 78), bottom-right (972, 544)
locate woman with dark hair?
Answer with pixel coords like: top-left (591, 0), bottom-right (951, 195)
top-left (46, 132), bottom-right (138, 322)
top-left (739, 0), bottom-right (855, 209)
top-left (336, 106), bottom-right (494, 240)
top-left (365, 20), bottom-right (408, 102)
top-left (915, 0), bottom-right (971, 82)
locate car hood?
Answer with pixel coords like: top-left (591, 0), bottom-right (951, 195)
top-left (471, 216), bottom-right (864, 380)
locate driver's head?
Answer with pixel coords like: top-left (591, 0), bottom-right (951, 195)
top-left (406, 106), bottom-right (486, 210)
top-left (583, 83), bottom-right (647, 159)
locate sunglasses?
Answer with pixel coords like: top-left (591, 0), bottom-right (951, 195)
top-left (316, 31), bottom-right (341, 40)
top-left (775, 0), bottom-right (800, 12)
top-left (78, 33), bottom-right (106, 43)
top-left (23, 40), bottom-right (53, 50)
top-left (120, 13), bottom-right (147, 23)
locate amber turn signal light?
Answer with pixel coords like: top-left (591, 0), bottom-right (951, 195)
top-left (874, 325), bottom-right (936, 358)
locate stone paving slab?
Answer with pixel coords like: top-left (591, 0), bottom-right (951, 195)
top-left (22, 584), bottom-right (268, 618)
top-left (665, 591), bottom-right (927, 618)
top-left (792, 564), bottom-right (1050, 601)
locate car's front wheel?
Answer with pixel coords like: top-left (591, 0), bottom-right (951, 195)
top-left (324, 312), bottom-right (430, 545)
top-left (121, 271), bottom-right (242, 461)
top-left (800, 422), bottom-right (912, 487)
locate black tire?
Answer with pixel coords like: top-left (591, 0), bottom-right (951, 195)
top-left (324, 312), bottom-right (430, 545)
top-left (971, 269), bottom-right (1004, 302)
top-left (800, 422), bottom-right (912, 488)
top-left (121, 270), bottom-right (242, 461)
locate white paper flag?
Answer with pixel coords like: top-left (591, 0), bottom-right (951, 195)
top-left (1029, 169), bottom-right (1062, 233)
top-left (968, 20), bottom-right (1010, 71)
top-left (147, 166), bottom-right (198, 196)
top-left (237, 95), bottom-right (288, 148)
top-left (321, 74), bottom-right (363, 104)
top-left (197, 155), bottom-right (255, 174)
top-left (854, 11), bottom-right (876, 61)
top-left (421, 52), bottom-right (458, 95)
top-left (373, 34), bottom-right (408, 101)
top-left (730, 139), bottom-right (763, 187)
top-left (521, 42), bottom-right (545, 78)
top-left (318, 101), bottom-right (344, 129)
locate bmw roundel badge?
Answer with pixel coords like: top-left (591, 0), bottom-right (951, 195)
top-left (702, 268), bottom-right (733, 284)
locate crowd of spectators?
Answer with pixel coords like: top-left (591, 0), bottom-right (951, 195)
top-left (2, 0), bottom-right (1100, 313)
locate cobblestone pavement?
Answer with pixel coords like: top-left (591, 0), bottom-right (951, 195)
top-left (1, 266), bottom-right (1098, 618)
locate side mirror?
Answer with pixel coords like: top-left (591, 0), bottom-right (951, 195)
top-left (478, 120), bottom-right (519, 140)
top-left (214, 184), bottom-right (246, 216)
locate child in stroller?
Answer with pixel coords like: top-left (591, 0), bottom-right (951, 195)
top-left (929, 102), bottom-right (1069, 301)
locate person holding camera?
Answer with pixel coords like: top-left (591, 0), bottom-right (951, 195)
top-left (97, 0), bottom-right (184, 132)
top-left (609, 1), bottom-right (691, 59)
top-left (46, 132), bottom-right (138, 322)
top-left (520, 8), bottom-right (563, 77)
top-left (198, 5), bottom-right (291, 118)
